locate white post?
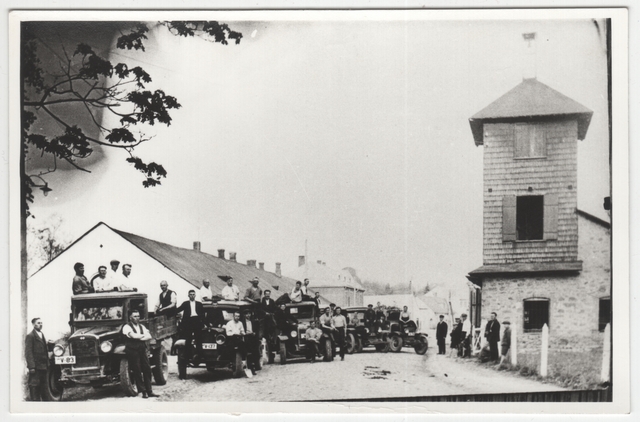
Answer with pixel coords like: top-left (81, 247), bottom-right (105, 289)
top-left (540, 323), bottom-right (549, 377)
top-left (600, 323), bottom-right (611, 382)
top-left (511, 321), bottom-right (518, 366)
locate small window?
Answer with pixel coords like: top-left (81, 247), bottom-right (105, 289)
top-left (515, 123), bottom-right (546, 158)
top-left (517, 196), bottom-right (544, 240)
top-left (523, 298), bottom-right (549, 331)
top-left (599, 297), bottom-right (611, 332)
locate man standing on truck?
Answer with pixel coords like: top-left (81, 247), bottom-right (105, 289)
top-left (25, 317), bottom-right (49, 401)
top-left (72, 262), bottom-right (94, 294)
top-left (176, 290), bottom-right (205, 364)
top-left (91, 266), bottom-right (110, 292)
top-left (122, 310), bottom-right (159, 398)
top-left (243, 277), bottom-right (263, 303)
top-left (199, 279), bottom-right (215, 303)
top-left (290, 281), bottom-right (303, 303)
top-left (221, 277), bottom-right (240, 301)
top-left (155, 281), bottom-right (177, 316)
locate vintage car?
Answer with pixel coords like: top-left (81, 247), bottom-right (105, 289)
top-left (343, 307), bottom-right (391, 353)
top-left (173, 300), bottom-right (264, 379)
top-left (277, 301), bottom-right (334, 363)
top-left (48, 292), bottom-right (177, 400)
top-left (386, 308), bottom-right (429, 354)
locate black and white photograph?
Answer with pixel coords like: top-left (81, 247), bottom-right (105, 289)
top-left (8, 7), bottom-right (630, 415)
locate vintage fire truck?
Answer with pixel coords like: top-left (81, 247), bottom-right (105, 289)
top-left (47, 292), bottom-right (177, 400)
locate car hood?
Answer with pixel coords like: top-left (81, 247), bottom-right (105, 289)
top-left (70, 325), bottom-right (122, 341)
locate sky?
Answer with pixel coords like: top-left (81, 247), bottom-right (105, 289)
top-left (28, 18), bottom-right (610, 289)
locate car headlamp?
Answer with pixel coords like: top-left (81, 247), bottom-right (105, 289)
top-left (365, 328), bottom-right (369, 333)
top-left (290, 330), bottom-right (298, 338)
top-left (216, 334), bottom-right (226, 345)
top-left (53, 344), bottom-right (65, 357)
top-left (99, 341), bottom-right (113, 353)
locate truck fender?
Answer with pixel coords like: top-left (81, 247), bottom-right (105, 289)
top-left (173, 339), bottom-right (186, 348)
top-left (113, 345), bottom-right (126, 354)
top-left (277, 335), bottom-right (288, 342)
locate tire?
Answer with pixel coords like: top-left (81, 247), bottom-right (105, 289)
top-left (119, 358), bottom-right (138, 397)
top-left (177, 351), bottom-right (187, 380)
top-left (151, 346), bottom-right (169, 385)
top-left (389, 335), bottom-right (403, 353)
top-left (279, 342), bottom-right (287, 365)
top-left (232, 351), bottom-right (244, 378)
top-left (41, 368), bottom-right (63, 401)
top-left (346, 333), bottom-right (357, 354)
top-left (375, 342), bottom-right (390, 353)
top-left (254, 340), bottom-right (264, 371)
top-left (323, 339), bottom-right (334, 362)
top-left (355, 337), bottom-right (363, 353)
top-left (414, 335), bottom-right (429, 355)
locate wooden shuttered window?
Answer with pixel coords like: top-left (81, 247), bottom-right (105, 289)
top-left (515, 123), bottom-right (546, 158)
top-left (502, 193), bottom-right (559, 241)
top-left (543, 193), bottom-right (559, 240)
top-left (502, 195), bottom-right (517, 241)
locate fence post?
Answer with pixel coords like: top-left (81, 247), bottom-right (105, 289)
top-left (511, 321), bottom-right (518, 366)
top-left (600, 323), bottom-right (611, 382)
top-left (540, 323), bottom-right (549, 377)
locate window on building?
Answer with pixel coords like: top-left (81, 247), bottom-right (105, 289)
top-left (515, 123), bottom-right (546, 158)
top-left (502, 194), bottom-right (558, 241)
top-left (599, 297), bottom-right (611, 332)
top-left (523, 298), bottom-right (549, 331)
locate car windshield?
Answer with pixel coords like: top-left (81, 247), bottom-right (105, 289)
top-left (205, 308), bottom-right (240, 328)
top-left (287, 305), bottom-right (314, 319)
top-left (73, 300), bottom-right (124, 321)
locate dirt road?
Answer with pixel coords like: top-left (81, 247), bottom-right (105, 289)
top-left (62, 345), bottom-right (564, 402)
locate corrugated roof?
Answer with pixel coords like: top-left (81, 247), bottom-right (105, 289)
top-left (113, 227), bottom-right (297, 298)
top-left (469, 78), bottom-right (593, 145)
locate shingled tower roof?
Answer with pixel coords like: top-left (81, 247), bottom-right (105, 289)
top-left (469, 78), bottom-right (593, 146)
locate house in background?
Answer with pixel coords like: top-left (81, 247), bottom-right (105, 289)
top-left (466, 77), bottom-right (610, 353)
top-left (27, 222), bottom-right (298, 339)
top-left (287, 256), bottom-right (365, 307)
top-left (425, 278), bottom-right (477, 319)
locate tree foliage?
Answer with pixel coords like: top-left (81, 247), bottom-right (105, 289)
top-left (26, 214), bottom-right (70, 276)
top-left (22, 21), bottom-right (242, 217)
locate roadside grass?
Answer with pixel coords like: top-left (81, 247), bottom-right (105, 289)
top-left (492, 349), bottom-right (605, 390)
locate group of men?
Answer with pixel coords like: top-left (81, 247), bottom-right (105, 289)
top-left (444, 312), bottom-right (511, 363)
top-left (71, 260), bottom-right (135, 294)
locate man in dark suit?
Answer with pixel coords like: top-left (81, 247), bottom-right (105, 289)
top-left (175, 290), bottom-right (204, 366)
top-left (25, 317), bottom-right (49, 401)
top-left (484, 312), bottom-right (501, 361)
top-left (261, 289), bottom-right (277, 313)
top-left (436, 315), bottom-right (448, 355)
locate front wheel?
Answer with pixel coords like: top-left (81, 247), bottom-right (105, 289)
top-left (346, 333), bottom-right (357, 354)
top-left (323, 339), bottom-right (334, 362)
top-left (177, 350), bottom-right (187, 379)
top-left (414, 335), bottom-right (429, 355)
top-left (279, 342), bottom-right (287, 365)
top-left (232, 351), bottom-right (244, 378)
top-left (375, 343), bottom-right (390, 353)
top-left (152, 346), bottom-right (169, 385)
top-left (119, 358), bottom-right (138, 397)
top-left (41, 367), bottom-right (63, 401)
top-left (389, 334), bottom-right (403, 352)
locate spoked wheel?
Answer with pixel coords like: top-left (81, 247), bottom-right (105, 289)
top-left (346, 333), bottom-right (357, 354)
top-left (279, 342), bottom-right (287, 365)
top-left (389, 334), bottom-right (403, 352)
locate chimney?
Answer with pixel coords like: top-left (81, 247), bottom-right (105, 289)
top-left (229, 252), bottom-right (237, 262)
top-left (193, 241), bottom-right (201, 251)
top-left (317, 260), bottom-right (322, 264)
top-left (322, 262), bottom-right (326, 266)
top-left (522, 32), bottom-right (537, 80)
top-left (275, 262), bottom-right (281, 277)
top-left (217, 249), bottom-right (225, 259)
top-left (247, 259), bottom-right (257, 268)
top-left (298, 255), bottom-right (306, 267)
top-left (259, 262), bottom-right (265, 271)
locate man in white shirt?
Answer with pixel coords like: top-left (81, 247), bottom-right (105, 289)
top-left (199, 279), bottom-right (214, 302)
top-left (225, 311), bottom-right (246, 336)
top-left (332, 307), bottom-right (348, 361)
top-left (290, 281), bottom-right (303, 303)
top-left (301, 278), bottom-right (310, 296)
top-left (460, 313), bottom-right (472, 358)
top-left (91, 266), bottom-right (111, 292)
top-left (122, 310), bottom-right (159, 398)
top-left (120, 264), bottom-right (136, 291)
top-left (221, 277), bottom-right (240, 301)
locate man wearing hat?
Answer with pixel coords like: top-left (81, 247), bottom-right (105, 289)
top-left (364, 304), bottom-right (376, 330)
top-left (436, 314), bottom-right (448, 355)
top-left (243, 277), bottom-right (263, 303)
top-left (484, 312), bottom-right (501, 362)
top-left (500, 320), bottom-right (512, 365)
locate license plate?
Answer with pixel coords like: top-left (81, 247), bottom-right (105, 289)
top-left (202, 343), bottom-right (217, 350)
top-left (290, 308), bottom-right (298, 314)
top-left (55, 356), bottom-right (76, 365)
top-left (408, 332), bottom-right (415, 336)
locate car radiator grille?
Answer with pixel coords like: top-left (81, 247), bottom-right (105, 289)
top-left (70, 339), bottom-right (100, 369)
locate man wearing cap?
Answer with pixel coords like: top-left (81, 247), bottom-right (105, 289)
top-left (221, 277), bottom-right (240, 301)
top-left (155, 281), bottom-right (177, 316)
top-left (436, 314), bottom-right (448, 355)
top-left (484, 312), bottom-right (501, 362)
top-left (243, 277), bottom-right (263, 303)
top-left (199, 279), bottom-right (215, 303)
top-left (500, 320), bottom-right (512, 365)
top-left (290, 281), bottom-right (303, 303)
top-left (364, 304), bottom-right (376, 330)
top-left (72, 262), bottom-right (94, 294)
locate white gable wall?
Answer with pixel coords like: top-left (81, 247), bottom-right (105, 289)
top-left (27, 223), bottom-right (195, 340)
